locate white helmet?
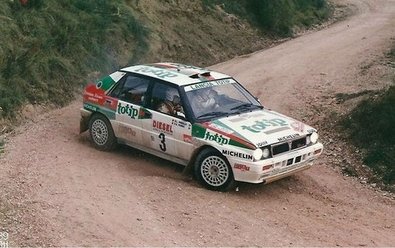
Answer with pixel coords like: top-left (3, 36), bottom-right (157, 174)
top-left (165, 87), bottom-right (180, 103)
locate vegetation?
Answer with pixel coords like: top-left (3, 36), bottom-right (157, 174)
top-left (203, 0), bottom-right (331, 36)
top-left (0, 0), bottom-right (148, 118)
top-left (0, 137), bottom-right (4, 155)
top-left (0, 0), bottom-right (330, 118)
top-left (342, 48), bottom-right (395, 185)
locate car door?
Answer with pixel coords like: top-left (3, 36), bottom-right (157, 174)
top-left (108, 73), bottom-right (151, 145)
top-left (141, 82), bottom-right (193, 161)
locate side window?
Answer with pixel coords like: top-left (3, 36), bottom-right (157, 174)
top-left (150, 83), bottom-right (184, 117)
top-left (110, 75), bottom-right (150, 105)
top-left (109, 77), bottom-right (124, 97)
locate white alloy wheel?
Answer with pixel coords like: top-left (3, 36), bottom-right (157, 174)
top-left (200, 155), bottom-right (230, 187)
top-left (91, 119), bottom-right (109, 146)
top-left (88, 114), bottom-right (117, 151)
top-left (194, 148), bottom-right (236, 191)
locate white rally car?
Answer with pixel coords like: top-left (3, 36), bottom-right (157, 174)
top-left (80, 63), bottom-right (323, 191)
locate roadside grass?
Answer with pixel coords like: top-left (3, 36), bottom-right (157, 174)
top-left (335, 89), bottom-right (381, 103)
top-left (387, 46), bottom-right (395, 68)
top-left (342, 83), bottom-right (395, 186)
top-left (0, 0), bottom-right (148, 118)
top-left (202, 0), bottom-right (331, 36)
top-left (0, 137), bottom-right (4, 155)
top-left (0, 0), bottom-right (331, 119)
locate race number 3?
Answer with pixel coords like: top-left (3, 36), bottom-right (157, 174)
top-left (159, 133), bottom-right (166, 152)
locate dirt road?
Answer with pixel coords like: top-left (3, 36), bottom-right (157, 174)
top-left (1, 0), bottom-right (395, 246)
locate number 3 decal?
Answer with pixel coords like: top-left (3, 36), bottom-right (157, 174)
top-left (159, 133), bottom-right (166, 152)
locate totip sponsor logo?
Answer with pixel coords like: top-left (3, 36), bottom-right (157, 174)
top-left (134, 66), bottom-right (177, 79)
top-left (117, 102), bottom-right (139, 119)
top-left (242, 118), bottom-right (288, 133)
top-left (204, 131), bottom-right (229, 145)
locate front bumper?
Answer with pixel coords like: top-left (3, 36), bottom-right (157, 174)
top-left (228, 142), bottom-right (323, 184)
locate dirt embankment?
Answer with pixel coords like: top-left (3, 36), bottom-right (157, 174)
top-left (130, 0), bottom-right (350, 67)
top-left (1, 0), bottom-right (395, 246)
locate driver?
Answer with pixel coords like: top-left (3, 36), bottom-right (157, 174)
top-left (157, 87), bottom-right (184, 116)
top-left (193, 88), bottom-right (219, 111)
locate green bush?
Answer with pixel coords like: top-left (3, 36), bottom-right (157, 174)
top-left (0, 0), bottom-right (330, 118)
top-left (343, 86), bottom-right (395, 184)
top-left (203, 0), bottom-right (330, 36)
top-left (0, 0), bottom-right (148, 118)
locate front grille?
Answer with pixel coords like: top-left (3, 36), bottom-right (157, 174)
top-left (272, 143), bottom-right (289, 155)
top-left (271, 136), bottom-right (307, 156)
top-left (292, 137), bottom-right (307, 149)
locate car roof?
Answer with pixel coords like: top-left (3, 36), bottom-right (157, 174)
top-left (121, 62), bottom-right (231, 86)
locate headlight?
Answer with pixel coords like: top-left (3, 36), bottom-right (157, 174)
top-left (262, 148), bottom-right (270, 159)
top-left (310, 132), bottom-right (319, 144)
top-left (252, 148), bottom-right (263, 161)
top-left (306, 135), bottom-right (311, 145)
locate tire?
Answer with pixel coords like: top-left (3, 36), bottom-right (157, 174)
top-left (194, 148), bottom-right (236, 191)
top-left (89, 114), bottom-right (117, 151)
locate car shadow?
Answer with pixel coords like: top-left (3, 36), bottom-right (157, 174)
top-left (77, 132), bottom-right (306, 194)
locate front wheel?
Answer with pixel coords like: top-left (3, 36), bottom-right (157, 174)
top-left (89, 114), bottom-right (117, 151)
top-left (194, 148), bottom-right (236, 191)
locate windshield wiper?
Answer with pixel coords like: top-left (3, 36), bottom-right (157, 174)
top-left (197, 111), bottom-right (228, 119)
top-left (230, 103), bottom-right (263, 111)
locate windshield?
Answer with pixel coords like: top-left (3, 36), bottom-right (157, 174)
top-left (183, 78), bottom-right (262, 121)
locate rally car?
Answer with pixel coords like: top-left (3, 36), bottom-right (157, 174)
top-left (80, 63), bottom-right (323, 191)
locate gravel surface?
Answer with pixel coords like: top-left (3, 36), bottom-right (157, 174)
top-left (1, 0), bottom-right (395, 246)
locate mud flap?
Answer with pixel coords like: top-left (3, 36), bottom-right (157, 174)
top-left (80, 116), bottom-right (90, 134)
top-left (182, 162), bottom-right (194, 176)
top-left (80, 108), bottom-right (93, 134)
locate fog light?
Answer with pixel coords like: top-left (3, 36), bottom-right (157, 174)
top-left (262, 148), bottom-right (270, 159)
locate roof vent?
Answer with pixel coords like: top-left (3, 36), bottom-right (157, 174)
top-left (190, 73), bottom-right (200, 78)
top-left (189, 71), bottom-right (211, 79)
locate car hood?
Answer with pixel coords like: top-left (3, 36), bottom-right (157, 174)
top-left (201, 109), bottom-right (316, 148)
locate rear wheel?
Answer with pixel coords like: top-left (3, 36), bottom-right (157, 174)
top-left (194, 148), bottom-right (236, 191)
top-left (89, 114), bottom-right (117, 151)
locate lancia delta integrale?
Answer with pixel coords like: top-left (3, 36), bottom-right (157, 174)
top-left (80, 63), bottom-right (323, 191)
